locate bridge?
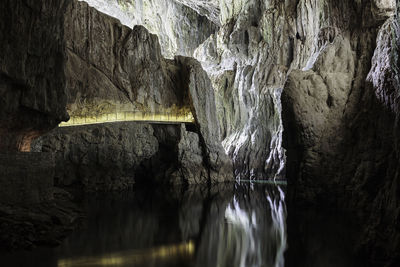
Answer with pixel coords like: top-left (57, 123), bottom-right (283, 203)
top-left (59, 110), bottom-right (195, 127)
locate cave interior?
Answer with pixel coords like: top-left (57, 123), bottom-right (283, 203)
top-left (0, 0), bottom-right (399, 266)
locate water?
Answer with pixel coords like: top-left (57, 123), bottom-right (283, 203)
top-left (0, 182), bottom-right (287, 267)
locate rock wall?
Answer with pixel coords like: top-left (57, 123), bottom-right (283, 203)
top-left (72, 0), bottom-right (293, 181)
top-left (195, 0), bottom-right (292, 180)
top-left (2, 0), bottom-right (400, 260)
top-left (64, 1), bottom-right (187, 117)
top-left (187, 0), bottom-right (399, 262)
top-left (175, 57), bottom-right (233, 183)
top-left (281, 0), bottom-right (400, 264)
top-left (173, 0), bottom-right (220, 25)
top-left (75, 0), bottom-right (288, 181)
top-left (33, 122), bottom-right (231, 190)
top-left (0, 0), bottom-right (69, 151)
top-left (32, 123), bottom-right (159, 191)
top-left (0, 0), bottom-right (231, 186)
top-left (59, 1), bottom-right (232, 187)
top-left (78, 0), bottom-right (218, 58)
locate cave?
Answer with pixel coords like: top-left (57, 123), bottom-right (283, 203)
top-left (0, 0), bottom-right (399, 266)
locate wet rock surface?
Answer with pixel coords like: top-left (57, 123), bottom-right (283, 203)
top-left (195, 0), bottom-right (290, 180)
top-left (281, 0), bottom-right (400, 265)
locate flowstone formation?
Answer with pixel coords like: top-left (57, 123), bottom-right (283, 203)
top-left (195, 0), bottom-right (397, 183)
top-left (194, 0), bottom-right (347, 180)
top-left (195, 0), bottom-right (290, 180)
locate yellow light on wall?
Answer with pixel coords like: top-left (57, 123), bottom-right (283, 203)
top-left (59, 110), bottom-right (195, 127)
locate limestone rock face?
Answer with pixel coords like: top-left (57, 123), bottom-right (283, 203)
top-left (0, 0), bottom-right (69, 151)
top-left (0, 0), bottom-right (231, 186)
top-left (173, 0), bottom-right (220, 25)
top-left (172, 125), bottom-right (209, 185)
top-left (32, 123), bottom-right (159, 191)
top-left (27, 0), bottom-right (233, 186)
top-left (281, 0), bottom-right (400, 263)
top-left (195, 0), bottom-right (293, 180)
top-left (190, 0), bottom-right (399, 262)
top-left (367, 17), bottom-right (400, 114)
top-left (65, 1), bottom-right (185, 117)
top-left (33, 122), bottom-right (232, 190)
top-left (78, 0), bottom-right (218, 58)
top-left (195, 0), bottom-right (397, 184)
top-left (176, 57), bottom-right (233, 183)
top-left (59, 1), bottom-right (232, 186)
top-left (283, 35), bottom-right (356, 198)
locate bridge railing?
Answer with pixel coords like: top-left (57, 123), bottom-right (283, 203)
top-left (59, 110), bottom-right (195, 127)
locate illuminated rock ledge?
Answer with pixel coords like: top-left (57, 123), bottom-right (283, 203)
top-left (59, 111), bottom-right (195, 127)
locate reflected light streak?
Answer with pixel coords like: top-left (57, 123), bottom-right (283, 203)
top-left (266, 186), bottom-right (287, 267)
top-left (223, 196), bottom-right (260, 267)
top-left (57, 240), bottom-right (195, 267)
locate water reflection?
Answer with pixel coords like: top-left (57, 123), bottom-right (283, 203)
top-left (194, 183), bottom-right (286, 267)
top-left (0, 182), bottom-right (287, 267)
top-left (58, 241), bottom-right (194, 267)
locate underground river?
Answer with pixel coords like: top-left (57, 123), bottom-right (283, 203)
top-left (0, 181), bottom-right (365, 267)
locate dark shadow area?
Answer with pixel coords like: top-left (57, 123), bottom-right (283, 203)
top-left (286, 206), bottom-right (367, 267)
top-left (0, 182), bottom-right (286, 267)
